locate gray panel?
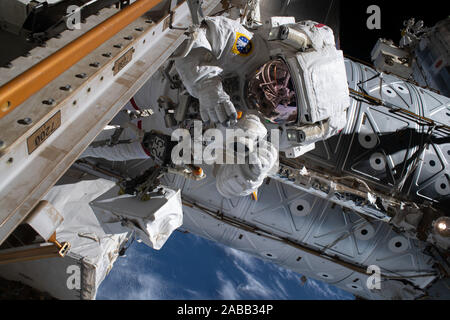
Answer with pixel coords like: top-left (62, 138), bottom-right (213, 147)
top-left (302, 203), bottom-right (384, 263)
top-left (346, 107), bottom-right (412, 187)
top-left (175, 174), bottom-right (437, 299)
top-left (302, 59), bottom-right (450, 207)
top-left (182, 206), bottom-right (235, 244)
top-left (246, 181), bottom-right (320, 238)
top-left (363, 229), bottom-right (436, 289)
top-left (0, 254), bottom-right (83, 300)
top-left (180, 165), bottom-right (252, 220)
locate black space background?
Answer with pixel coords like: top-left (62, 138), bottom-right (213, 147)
top-left (339, 0), bottom-right (448, 62)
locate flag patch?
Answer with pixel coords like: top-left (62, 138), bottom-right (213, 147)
top-left (232, 32), bottom-right (253, 56)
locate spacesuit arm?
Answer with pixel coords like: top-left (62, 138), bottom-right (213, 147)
top-left (173, 20), bottom-right (238, 125)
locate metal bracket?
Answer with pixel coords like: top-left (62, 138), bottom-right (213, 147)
top-left (187, 0), bottom-right (205, 26)
top-left (0, 238), bottom-right (70, 265)
top-left (48, 233), bottom-right (71, 257)
top-left (167, 10), bottom-right (189, 30)
top-left (109, 127), bottom-right (125, 146)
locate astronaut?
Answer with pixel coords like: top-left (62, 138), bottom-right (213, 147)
top-left (81, 15), bottom-right (350, 199)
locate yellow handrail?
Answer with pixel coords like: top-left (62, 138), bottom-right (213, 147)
top-left (0, 0), bottom-right (162, 119)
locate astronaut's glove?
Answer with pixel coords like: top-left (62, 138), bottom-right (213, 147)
top-left (198, 77), bottom-right (238, 127)
top-left (222, 114), bottom-right (268, 160)
top-left (248, 140), bottom-right (278, 177)
top-left (215, 139), bottom-right (278, 198)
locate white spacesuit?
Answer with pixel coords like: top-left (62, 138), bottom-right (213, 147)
top-left (81, 15), bottom-right (350, 199)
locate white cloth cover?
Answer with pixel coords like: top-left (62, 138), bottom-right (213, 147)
top-left (282, 20), bottom-right (349, 139)
top-left (32, 179), bottom-right (181, 298)
top-left (90, 186), bottom-right (183, 250)
top-left (42, 178), bottom-right (130, 299)
top-left (295, 45), bottom-right (349, 139)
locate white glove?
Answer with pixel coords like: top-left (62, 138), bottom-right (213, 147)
top-left (248, 139), bottom-right (278, 177)
top-left (216, 139), bottom-right (278, 198)
top-left (198, 77), bottom-right (238, 126)
top-left (215, 114), bottom-right (278, 199)
top-left (222, 114), bottom-right (268, 161)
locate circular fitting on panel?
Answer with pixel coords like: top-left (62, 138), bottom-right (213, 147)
top-left (355, 224), bottom-right (376, 241)
top-left (358, 133), bottom-right (378, 149)
top-left (289, 199), bottom-right (311, 216)
top-left (434, 176), bottom-right (449, 196)
top-left (388, 236), bottom-right (409, 253)
top-left (261, 252), bottom-right (277, 259)
top-left (443, 146), bottom-right (450, 160)
top-left (392, 83), bottom-right (409, 95)
top-left (425, 156), bottom-right (441, 174)
top-left (382, 86), bottom-right (397, 98)
top-left (346, 283), bottom-right (363, 291)
top-left (369, 153), bottom-right (386, 171)
top-left (317, 273), bottom-right (334, 280)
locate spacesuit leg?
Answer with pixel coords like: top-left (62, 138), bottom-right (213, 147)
top-left (80, 118), bottom-right (150, 162)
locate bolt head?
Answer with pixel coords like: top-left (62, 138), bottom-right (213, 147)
top-left (42, 98), bottom-right (55, 105)
top-left (18, 118), bottom-right (32, 125)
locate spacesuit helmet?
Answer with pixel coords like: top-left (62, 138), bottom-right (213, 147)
top-left (246, 58), bottom-right (298, 125)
